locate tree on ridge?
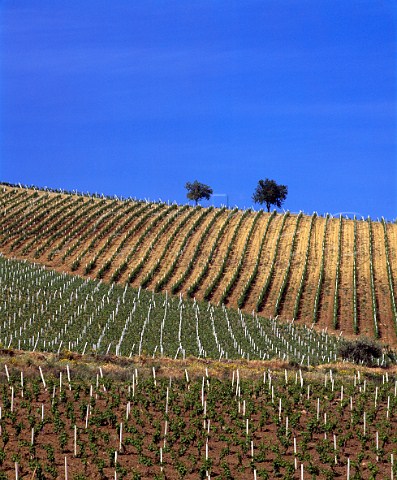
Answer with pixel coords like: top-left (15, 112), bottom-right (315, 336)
top-left (185, 180), bottom-right (213, 206)
top-left (252, 178), bottom-right (288, 212)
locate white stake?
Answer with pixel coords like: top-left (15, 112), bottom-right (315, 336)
top-left (164, 420), bottom-right (168, 447)
top-left (39, 366), bottom-right (46, 390)
top-left (85, 404), bottom-right (89, 429)
top-left (294, 437), bottom-right (297, 470)
top-left (334, 434), bottom-right (337, 464)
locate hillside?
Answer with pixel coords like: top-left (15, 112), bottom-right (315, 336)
top-left (1, 184), bottom-right (397, 345)
top-left (0, 254), bottom-right (341, 363)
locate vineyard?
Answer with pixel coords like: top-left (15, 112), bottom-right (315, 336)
top-left (0, 353), bottom-right (396, 479)
top-left (1, 183), bottom-right (397, 479)
top-left (1, 184), bottom-right (397, 345)
top-left (0, 254), bottom-right (339, 365)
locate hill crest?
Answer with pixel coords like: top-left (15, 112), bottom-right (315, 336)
top-left (1, 183), bottom-right (397, 345)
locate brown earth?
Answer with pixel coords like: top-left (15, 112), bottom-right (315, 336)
top-left (278, 215), bottom-right (313, 320)
top-left (338, 219), bottom-right (355, 336)
top-left (297, 214), bottom-right (324, 324)
top-left (260, 213), bottom-right (301, 319)
top-left (371, 221), bottom-right (396, 345)
top-left (0, 350), bottom-right (397, 479)
top-left (159, 208), bottom-right (219, 291)
top-left (242, 213), bottom-right (285, 313)
top-left (209, 211), bottom-right (255, 306)
top-left (355, 220), bottom-right (375, 339)
top-left (1, 186), bottom-right (397, 346)
top-left (224, 210), bottom-right (266, 307)
top-left (317, 217), bottom-right (339, 330)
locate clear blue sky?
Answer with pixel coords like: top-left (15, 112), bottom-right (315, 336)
top-left (1, 1), bottom-right (396, 219)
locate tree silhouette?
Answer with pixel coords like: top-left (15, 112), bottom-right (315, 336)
top-left (252, 178), bottom-right (288, 212)
top-left (185, 181), bottom-right (213, 206)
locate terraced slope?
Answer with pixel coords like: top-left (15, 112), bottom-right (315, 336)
top-left (1, 184), bottom-right (397, 344)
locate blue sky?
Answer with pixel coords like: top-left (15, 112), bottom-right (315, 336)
top-left (1, 0), bottom-right (396, 219)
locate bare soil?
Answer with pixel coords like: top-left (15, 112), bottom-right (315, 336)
top-left (0, 350), bottom-right (396, 479)
top-left (2, 186), bottom-right (397, 346)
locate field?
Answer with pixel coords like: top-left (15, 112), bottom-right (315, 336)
top-left (0, 352), bottom-right (397, 479)
top-left (0, 254), bottom-right (340, 365)
top-left (1, 184), bottom-right (397, 346)
top-left (1, 182), bottom-right (397, 479)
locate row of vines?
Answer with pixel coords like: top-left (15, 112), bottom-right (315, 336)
top-left (1, 186), bottom-right (397, 343)
top-left (0, 360), bottom-right (397, 478)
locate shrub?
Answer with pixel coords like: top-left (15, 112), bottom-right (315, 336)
top-left (338, 338), bottom-right (382, 366)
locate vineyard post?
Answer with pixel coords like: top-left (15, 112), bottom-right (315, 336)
top-left (334, 434), bottom-right (337, 464)
top-left (85, 405), bottom-right (89, 429)
top-left (363, 412), bottom-right (366, 436)
top-left (119, 422), bottom-right (123, 452)
top-left (66, 364), bottom-right (71, 390)
top-left (294, 437), bottom-right (297, 469)
top-left (39, 366), bottom-right (46, 390)
top-left (163, 420), bottom-right (168, 447)
top-left (64, 456), bottom-right (68, 480)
